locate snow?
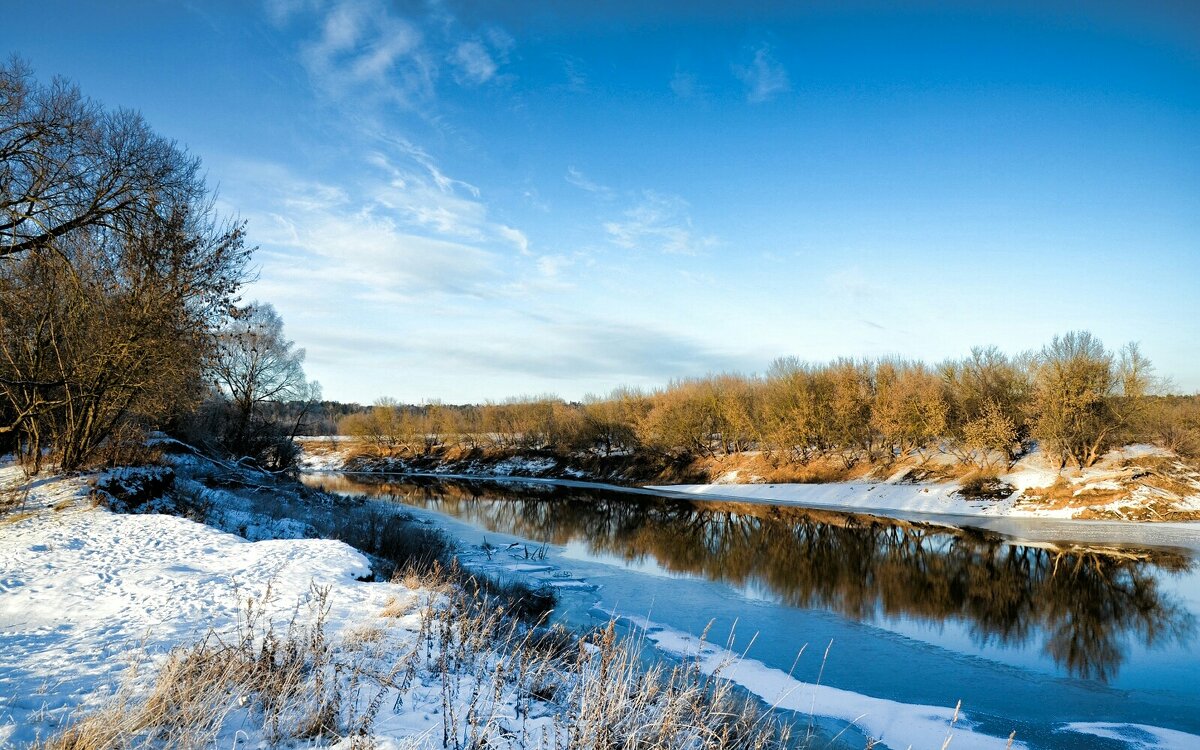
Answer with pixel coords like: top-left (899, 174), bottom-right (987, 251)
top-left (0, 462), bottom-right (605, 750)
top-left (298, 451), bottom-right (348, 472)
top-left (0, 465), bottom-right (397, 746)
top-left (1106, 444), bottom-right (1175, 461)
top-left (6, 457), bottom-right (1199, 750)
top-left (487, 456), bottom-right (558, 475)
top-left (1060, 723), bottom-right (1200, 750)
top-left (650, 446), bottom-right (1200, 523)
top-left (646, 479), bottom-right (1061, 519)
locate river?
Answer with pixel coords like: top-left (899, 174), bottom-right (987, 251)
top-left (302, 473), bottom-right (1200, 750)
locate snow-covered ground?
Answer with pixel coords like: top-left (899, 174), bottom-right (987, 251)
top-left (0, 462), bottom-right (785, 750)
top-left (620, 614), bottom-right (1020, 750)
top-left (0, 463), bottom-right (588, 749)
top-left (0, 465), bottom-right (408, 747)
top-left (617, 614), bottom-right (1200, 750)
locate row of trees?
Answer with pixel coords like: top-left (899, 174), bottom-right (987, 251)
top-left (0, 61), bottom-right (314, 472)
top-left (343, 333), bottom-right (1165, 469)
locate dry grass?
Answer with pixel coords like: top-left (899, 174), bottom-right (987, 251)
top-left (955, 471), bottom-right (1015, 501)
top-left (1020, 476), bottom-right (1124, 508)
top-left (0, 509), bottom-right (36, 526)
top-left (343, 625), bottom-right (387, 650)
top-left (380, 594), bottom-right (417, 619)
top-left (1018, 455), bottom-right (1200, 520)
top-left (1127, 456), bottom-right (1200, 498)
top-left (35, 573), bottom-right (795, 750)
top-left (34, 586), bottom-right (377, 750)
top-left (0, 479), bottom-right (31, 517)
top-left (691, 452), bottom-right (857, 485)
top-left (410, 579), bottom-right (794, 750)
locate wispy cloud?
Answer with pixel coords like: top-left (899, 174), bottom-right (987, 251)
top-left (450, 40), bottom-right (497, 85)
top-left (536, 254), bottom-right (570, 279)
top-left (565, 166), bottom-right (613, 197)
top-left (240, 187), bottom-right (484, 304)
top-left (228, 145), bottom-right (542, 313)
top-left (824, 266), bottom-right (885, 302)
top-left (559, 55), bottom-right (589, 92)
top-left (735, 44), bottom-right (790, 103)
top-left (436, 320), bottom-right (755, 381)
top-left (365, 143), bottom-right (529, 254)
top-left (294, 0), bottom-right (435, 107)
top-left (271, 0), bottom-right (514, 107)
top-left (604, 191), bottom-right (716, 255)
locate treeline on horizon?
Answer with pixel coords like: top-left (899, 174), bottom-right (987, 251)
top-left (338, 334), bottom-right (1200, 470)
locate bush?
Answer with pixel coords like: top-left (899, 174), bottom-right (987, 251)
top-left (957, 472), bottom-right (1015, 501)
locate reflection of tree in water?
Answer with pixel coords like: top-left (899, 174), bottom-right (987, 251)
top-left (312, 475), bottom-right (1196, 682)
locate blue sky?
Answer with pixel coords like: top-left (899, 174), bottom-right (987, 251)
top-left (4, 1), bottom-right (1198, 402)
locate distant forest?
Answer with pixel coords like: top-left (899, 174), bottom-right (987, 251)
top-left (331, 333), bottom-right (1200, 470)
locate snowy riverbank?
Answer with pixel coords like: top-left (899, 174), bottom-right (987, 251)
top-left (651, 445), bottom-right (1200, 523)
top-left (301, 439), bottom-right (1200, 524)
top-left (0, 462), bottom-right (783, 750)
top-left (6, 459), bottom-right (1200, 749)
top-left (0, 465), bottom-right (402, 748)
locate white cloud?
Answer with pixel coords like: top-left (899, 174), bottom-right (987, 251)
top-left (295, 0), bottom-right (435, 107)
top-left (486, 27), bottom-right (515, 56)
top-left (222, 168), bottom-right (487, 304)
top-left (433, 319), bottom-right (757, 382)
top-left (264, 0), bottom-right (319, 25)
top-left (565, 166), bottom-right (613, 197)
top-left (604, 191), bottom-right (717, 255)
top-left (364, 145), bottom-right (528, 254)
top-left (559, 55), bottom-right (589, 92)
top-left (451, 40), bottom-right (497, 84)
top-left (824, 265), bottom-right (886, 302)
top-left (735, 44), bottom-right (790, 103)
top-left (536, 254), bottom-right (570, 279)
top-left (277, 0), bottom-right (515, 108)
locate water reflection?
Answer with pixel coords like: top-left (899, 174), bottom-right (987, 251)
top-left (308, 474), bottom-right (1197, 682)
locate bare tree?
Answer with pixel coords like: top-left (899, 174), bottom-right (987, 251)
top-left (1, 59), bottom-right (202, 258)
top-left (209, 302), bottom-right (310, 463)
top-left (0, 62), bottom-right (250, 471)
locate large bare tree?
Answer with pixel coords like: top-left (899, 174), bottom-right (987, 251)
top-left (0, 61), bottom-right (250, 470)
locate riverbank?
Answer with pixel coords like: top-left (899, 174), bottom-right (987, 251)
top-left (0, 455), bottom-right (786, 750)
top-left (299, 438), bottom-right (1200, 523)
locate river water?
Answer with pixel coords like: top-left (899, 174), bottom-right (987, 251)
top-left (302, 473), bottom-right (1200, 750)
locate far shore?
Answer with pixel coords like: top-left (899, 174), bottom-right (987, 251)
top-left (300, 446), bottom-right (1200, 551)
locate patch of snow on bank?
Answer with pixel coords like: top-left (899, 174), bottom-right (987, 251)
top-left (714, 470), bottom-right (740, 485)
top-left (653, 444), bottom-right (1200, 521)
top-left (1060, 722), bottom-right (1200, 750)
top-left (487, 456), bottom-right (557, 476)
top-left (647, 479), bottom-right (1071, 519)
top-left (297, 448), bottom-right (348, 472)
top-left (1105, 444), bottom-right (1174, 461)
